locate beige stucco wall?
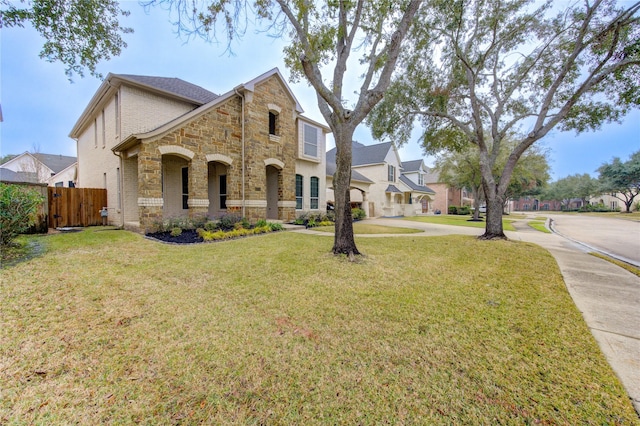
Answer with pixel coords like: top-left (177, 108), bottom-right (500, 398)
top-left (294, 118), bottom-right (327, 215)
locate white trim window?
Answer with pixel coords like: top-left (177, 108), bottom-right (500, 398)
top-left (295, 174), bottom-right (303, 209)
top-left (418, 173), bottom-right (424, 186)
top-left (303, 123), bottom-right (318, 158)
top-left (388, 165), bottom-right (396, 182)
top-left (310, 176), bottom-right (319, 209)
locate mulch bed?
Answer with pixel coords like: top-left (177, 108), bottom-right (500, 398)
top-left (146, 230), bottom-right (204, 244)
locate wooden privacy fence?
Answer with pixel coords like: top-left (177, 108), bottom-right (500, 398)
top-left (48, 187), bottom-right (107, 228)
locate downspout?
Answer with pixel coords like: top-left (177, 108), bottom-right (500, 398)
top-left (234, 88), bottom-right (246, 218)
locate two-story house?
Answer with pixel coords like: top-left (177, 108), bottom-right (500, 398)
top-left (326, 141), bottom-right (435, 217)
top-left (0, 152), bottom-right (76, 187)
top-left (69, 68), bottom-right (329, 232)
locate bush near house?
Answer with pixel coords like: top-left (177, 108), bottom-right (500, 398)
top-left (448, 205), bottom-right (471, 215)
top-left (0, 183), bottom-right (45, 246)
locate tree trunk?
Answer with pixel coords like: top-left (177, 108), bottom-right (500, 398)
top-left (332, 127), bottom-right (360, 257)
top-left (480, 195), bottom-right (507, 239)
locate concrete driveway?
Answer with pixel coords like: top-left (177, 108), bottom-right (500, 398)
top-left (546, 214), bottom-right (640, 267)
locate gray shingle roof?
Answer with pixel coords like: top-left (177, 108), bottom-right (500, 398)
top-left (326, 141), bottom-right (394, 167)
top-left (0, 168), bottom-right (20, 182)
top-left (117, 74), bottom-right (219, 105)
top-left (401, 159), bottom-right (424, 172)
top-left (399, 175), bottom-right (435, 194)
top-left (326, 162), bottom-right (373, 183)
top-left (385, 184), bottom-right (402, 193)
top-left (33, 153), bottom-right (76, 173)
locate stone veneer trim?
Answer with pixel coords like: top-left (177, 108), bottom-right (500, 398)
top-left (158, 145), bottom-right (195, 160)
top-left (138, 197), bottom-right (163, 207)
top-left (187, 198), bottom-right (210, 207)
top-left (264, 158), bottom-right (285, 169)
top-left (226, 199), bottom-right (268, 208)
top-left (205, 153), bottom-right (233, 165)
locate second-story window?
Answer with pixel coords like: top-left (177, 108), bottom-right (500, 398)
top-left (303, 124), bottom-right (318, 157)
top-left (418, 173), bottom-right (424, 186)
top-left (388, 165), bottom-right (396, 182)
top-left (269, 111), bottom-right (278, 135)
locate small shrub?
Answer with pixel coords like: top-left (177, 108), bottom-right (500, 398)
top-left (317, 221), bottom-right (333, 227)
top-left (204, 221), bottom-right (218, 231)
top-left (268, 222), bottom-right (284, 231)
top-left (306, 219), bottom-right (317, 228)
top-left (352, 208), bottom-right (366, 221)
top-left (458, 206), bottom-right (471, 215)
top-left (196, 228), bottom-right (206, 238)
top-left (256, 219), bottom-right (268, 228)
top-left (170, 227), bottom-right (183, 237)
top-left (218, 214), bottom-right (243, 231)
top-left (0, 183), bottom-right (45, 246)
top-left (448, 206), bottom-right (458, 215)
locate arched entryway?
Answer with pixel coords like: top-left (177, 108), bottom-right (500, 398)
top-left (266, 165), bottom-right (280, 220)
top-left (208, 161), bottom-right (229, 218)
top-left (162, 154), bottom-right (189, 219)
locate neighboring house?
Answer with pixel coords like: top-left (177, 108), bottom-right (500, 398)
top-left (326, 141), bottom-right (435, 217)
top-left (423, 168), bottom-right (474, 214)
top-left (510, 197), bottom-right (564, 212)
top-left (0, 152), bottom-right (77, 187)
top-left (69, 68), bottom-right (329, 232)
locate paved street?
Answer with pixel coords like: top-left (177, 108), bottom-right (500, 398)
top-left (546, 214), bottom-right (640, 267)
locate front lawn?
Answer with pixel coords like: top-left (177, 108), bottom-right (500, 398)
top-left (1, 228), bottom-right (636, 423)
top-left (403, 214), bottom-right (517, 231)
top-left (313, 223), bottom-right (422, 234)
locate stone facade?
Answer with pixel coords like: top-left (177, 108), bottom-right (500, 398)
top-left (71, 68), bottom-right (328, 232)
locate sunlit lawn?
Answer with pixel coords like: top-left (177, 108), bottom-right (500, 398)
top-left (402, 214), bottom-right (517, 231)
top-left (313, 222), bottom-right (422, 234)
top-left (1, 228), bottom-right (636, 424)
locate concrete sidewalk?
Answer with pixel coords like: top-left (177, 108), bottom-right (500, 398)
top-left (296, 218), bottom-right (640, 414)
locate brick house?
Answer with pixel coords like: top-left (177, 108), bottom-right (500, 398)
top-left (69, 68), bottom-right (329, 232)
top-left (423, 168), bottom-right (474, 214)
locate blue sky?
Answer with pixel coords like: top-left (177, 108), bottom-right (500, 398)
top-left (1, 2), bottom-right (638, 181)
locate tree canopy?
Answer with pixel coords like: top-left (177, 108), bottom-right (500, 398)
top-left (370, 0), bottom-right (640, 239)
top-left (1, 0), bottom-right (133, 80)
top-left (597, 150), bottom-right (640, 212)
top-left (144, 0), bottom-right (423, 257)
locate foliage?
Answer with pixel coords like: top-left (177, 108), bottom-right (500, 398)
top-left (351, 208), bottom-right (366, 221)
top-left (370, 0), bottom-right (640, 239)
top-left (217, 214), bottom-right (243, 231)
top-left (0, 154), bottom-right (17, 165)
top-left (141, 0), bottom-right (423, 257)
top-left (0, 183), bottom-right (45, 246)
top-left (170, 227), bottom-right (182, 237)
top-left (294, 212), bottom-right (336, 228)
top-left (597, 150), bottom-right (640, 212)
top-left (0, 0), bottom-right (133, 80)
top-left (543, 174), bottom-right (600, 208)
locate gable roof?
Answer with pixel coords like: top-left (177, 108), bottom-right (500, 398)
top-left (325, 162), bottom-right (373, 184)
top-left (326, 141), bottom-right (395, 167)
top-left (399, 175), bottom-right (436, 194)
top-left (112, 68), bottom-right (308, 152)
top-left (401, 159), bottom-right (425, 173)
top-left (116, 74), bottom-right (219, 104)
top-left (32, 153), bottom-right (77, 174)
top-left (70, 72), bottom-right (218, 138)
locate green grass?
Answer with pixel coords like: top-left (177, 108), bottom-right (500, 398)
top-left (313, 222), bottom-right (422, 234)
top-left (403, 214), bottom-right (517, 231)
top-left (528, 221), bottom-right (551, 233)
top-left (590, 252), bottom-right (640, 278)
top-left (1, 228), bottom-right (637, 424)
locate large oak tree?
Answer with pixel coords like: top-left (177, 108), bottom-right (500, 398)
top-left (143, 0), bottom-right (423, 257)
top-left (370, 0), bottom-right (640, 239)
